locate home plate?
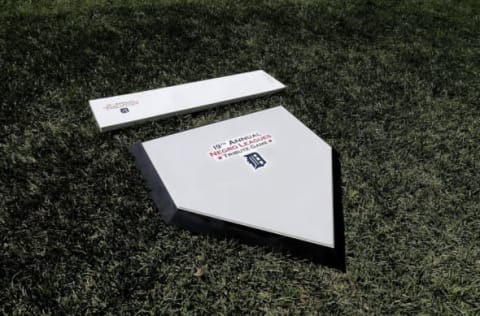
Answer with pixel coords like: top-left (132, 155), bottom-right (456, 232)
top-left (130, 106), bottom-right (345, 269)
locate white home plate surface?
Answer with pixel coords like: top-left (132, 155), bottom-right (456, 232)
top-left (89, 70), bottom-right (285, 132)
top-left (130, 106), bottom-right (344, 268)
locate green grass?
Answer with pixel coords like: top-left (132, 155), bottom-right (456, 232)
top-left (1, 0), bottom-right (479, 314)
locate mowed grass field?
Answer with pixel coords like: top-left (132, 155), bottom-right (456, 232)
top-left (1, 0), bottom-right (479, 314)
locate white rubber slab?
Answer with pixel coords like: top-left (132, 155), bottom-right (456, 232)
top-left (139, 106), bottom-right (336, 248)
top-left (89, 70), bottom-right (285, 131)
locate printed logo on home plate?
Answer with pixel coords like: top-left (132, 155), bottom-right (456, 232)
top-left (208, 131), bottom-right (274, 162)
top-left (244, 152), bottom-right (267, 169)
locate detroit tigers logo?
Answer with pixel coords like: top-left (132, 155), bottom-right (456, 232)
top-left (244, 152), bottom-right (267, 170)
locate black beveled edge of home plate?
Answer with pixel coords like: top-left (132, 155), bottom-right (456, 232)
top-left (129, 143), bottom-right (345, 271)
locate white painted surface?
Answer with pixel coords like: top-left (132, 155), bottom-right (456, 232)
top-left (89, 70), bottom-right (285, 131)
top-left (141, 106), bottom-right (335, 247)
